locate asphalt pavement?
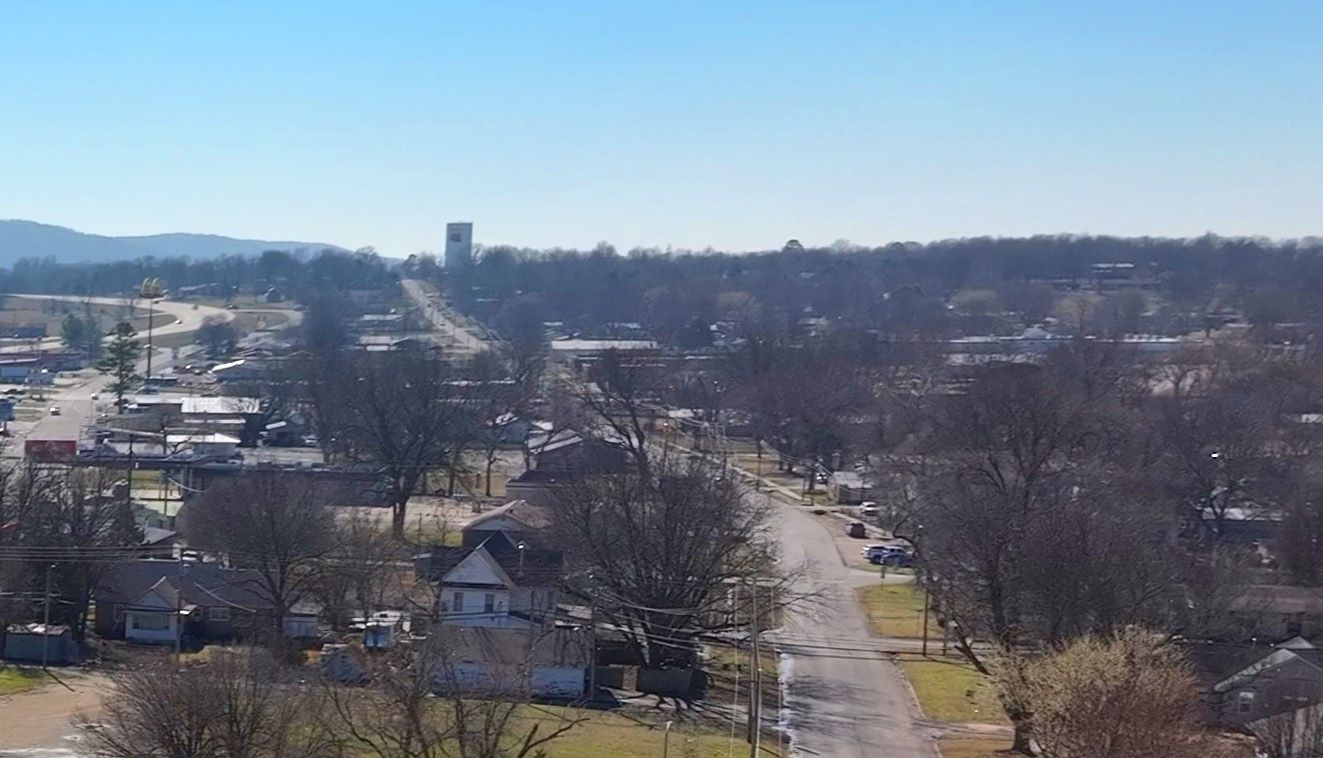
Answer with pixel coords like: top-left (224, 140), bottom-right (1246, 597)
top-left (400, 278), bottom-right (486, 352)
top-left (5, 295), bottom-right (231, 457)
top-left (769, 496), bottom-right (936, 758)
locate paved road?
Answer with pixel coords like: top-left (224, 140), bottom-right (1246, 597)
top-left (769, 497), bottom-right (935, 758)
top-left (400, 278), bottom-right (486, 352)
top-left (4, 295), bottom-right (231, 457)
top-left (5, 295), bottom-right (233, 352)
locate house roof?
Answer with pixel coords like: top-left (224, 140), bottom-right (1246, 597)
top-left (446, 626), bottom-right (591, 668)
top-left (1213, 639), bottom-right (1323, 693)
top-left (507, 469), bottom-right (569, 486)
top-left (527, 430), bottom-right (583, 455)
top-left (166, 432), bottom-right (241, 445)
top-left (466, 500), bottom-right (553, 533)
top-left (415, 540), bottom-right (563, 588)
top-left (5, 623), bottom-right (70, 637)
top-left (180, 396), bottom-right (261, 415)
top-left (99, 559), bottom-right (275, 614)
top-left (1228, 585), bottom-right (1323, 615)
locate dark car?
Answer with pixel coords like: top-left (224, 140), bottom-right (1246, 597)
top-left (846, 521), bottom-right (867, 538)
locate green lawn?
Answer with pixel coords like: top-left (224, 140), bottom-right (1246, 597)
top-left (856, 583), bottom-right (942, 639)
top-left (939, 736), bottom-right (1015, 758)
top-left (899, 655), bottom-right (1007, 725)
top-left (0, 666), bottom-right (44, 696)
top-left (525, 706), bottom-right (783, 758)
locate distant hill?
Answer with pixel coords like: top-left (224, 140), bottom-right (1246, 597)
top-left (0, 220), bottom-right (343, 265)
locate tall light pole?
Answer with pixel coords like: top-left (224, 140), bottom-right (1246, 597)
top-left (139, 277), bottom-right (164, 380)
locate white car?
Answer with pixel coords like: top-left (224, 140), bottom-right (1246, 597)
top-left (49, 406), bottom-right (61, 415)
top-left (859, 501), bottom-right (880, 516)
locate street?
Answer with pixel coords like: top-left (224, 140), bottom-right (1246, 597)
top-left (3, 295), bottom-right (233, 457)
top-left (400, 278), bottom-right (486, 353)
top-left (769, 497), bottom-right (936, 757)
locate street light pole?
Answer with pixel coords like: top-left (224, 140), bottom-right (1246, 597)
top-left (662, 720), bottom-right (672, 758)
top-left (41, 563), bottom-right (54, 670)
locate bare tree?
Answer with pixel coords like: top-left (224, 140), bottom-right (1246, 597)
top-left (468, 347), bottom-right (544, 497)
top-left (556, 454), bottom-right (793, 668)
top-left (322, 632), bottom-right (583, 758)
top-left (326, 348), bottom-right (477, 536)
top-left (1250, 704), bottom-right (1323, 758)
top-left (312, 512), bottom-right (410, 629)
top-left (87, 650), bottom-right (339, 758)
top-left (182, 472), bottom-right (334, 643)
top-left (995, 629), bottom-right (1245, 757)
top-left (573, 349), bottom-right (658, 474)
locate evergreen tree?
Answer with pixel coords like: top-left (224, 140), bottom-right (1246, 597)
top-left (96, 321), bottom-right (141, 411)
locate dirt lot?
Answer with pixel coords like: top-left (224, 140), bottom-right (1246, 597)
top-left (0, 670), bottom-right (109, 752)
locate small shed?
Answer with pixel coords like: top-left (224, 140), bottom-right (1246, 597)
top-left (3, 623), bottom-right (80, 664)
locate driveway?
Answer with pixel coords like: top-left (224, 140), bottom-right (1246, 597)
top-left (0, 672), bottom-right (109, 756)
top-left (769, 497), bottom-right (936, 757)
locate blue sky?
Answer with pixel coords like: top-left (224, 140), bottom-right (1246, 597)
top-left (2, 1), bottom-right (1320, 255)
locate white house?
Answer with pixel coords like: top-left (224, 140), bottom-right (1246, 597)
top-left (414, 537), bottom-right (563, 629)
top-left (440, 627), bottom-right (591, 699)
top-left (434, 543), bottom-right (561, 628)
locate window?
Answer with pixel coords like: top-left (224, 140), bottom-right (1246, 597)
top-left (209, 606), bottom-right (231, 622)
top-left (1237, 691), bottom-right (1255, 713)
top-left (131, 613), bottom-right (169, 631)
top-left (484, 593), bottom-right (496, 614)
top-left (452, 591), bottom-right (465, 614)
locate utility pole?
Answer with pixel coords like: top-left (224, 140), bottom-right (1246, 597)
top-left (921, 584), bottom-right (930, 657)
top-left (748, 583), bottom-right (761, 756)
top-left (41, 563), bottom-right (54, 670)
top-left (587, 599), bottom-right (597, 703)
top-left (174, 549), bottom-right (183, 662)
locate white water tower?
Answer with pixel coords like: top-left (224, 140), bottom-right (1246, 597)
top-left (444, 222), bottom-right (473, 268)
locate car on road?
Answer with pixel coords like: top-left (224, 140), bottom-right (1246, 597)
top-left (858, 501), bottom-right (880, 517)
top-left (846, 521), bottom-right (867, 538)
top-left (90, 392), bottom-right (99, 400)
top-left (49, 406), bottom-right (60, 415)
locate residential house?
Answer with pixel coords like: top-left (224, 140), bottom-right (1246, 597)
top-left (830, 471), bottom-right (874, 505)
top-left (1227, 585), bottom-right (1323, 641)
top-left (444, 626), bottom-right (591, 698)
top-left (504, 469), bottom-right (570, 507)
top-left (462, 499), bottom-right (553, 549)
top-left (319, 627), bottom-right (591, 699)
top-left (527, 430), bottom-right (630, 474)
top-left (95, 559), bottom-right (319, 645)
top-left (414, 539), bottom-right (563, 629)
top-left (1209, 637), bottom-right (1323, 727)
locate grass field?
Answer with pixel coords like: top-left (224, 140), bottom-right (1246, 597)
top-left (526, 706), bottom-right (782, 758)
top-left (939, 735), bottom-right (1015, 757)
top-left (0, 666), bottom-right (44, 696)
top-left (899, 654), bottom-right (1007, 725)
top-left (856, 583), bottom-right (942, 639)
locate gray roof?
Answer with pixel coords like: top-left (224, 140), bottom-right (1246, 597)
top-left (466, 500), bottom-right (553, 532)
top-left (98, 559), bottom-right (275, 613)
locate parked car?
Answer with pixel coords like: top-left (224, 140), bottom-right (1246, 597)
top-left (870, 551), bottom-right (915, 568)
top-left (846, 521), bottom-right (867, 538)
top-left (861, 544), bottom-right (900, 561)
top-left (863, 544), bottom-right (912, 561)
top-left (49, 406), bottom-right (60, 415)
top-left (859, 501), bottom-right (880, 517)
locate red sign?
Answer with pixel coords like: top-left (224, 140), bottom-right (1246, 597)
top-left (24, 439), bottom-right (77, 461)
